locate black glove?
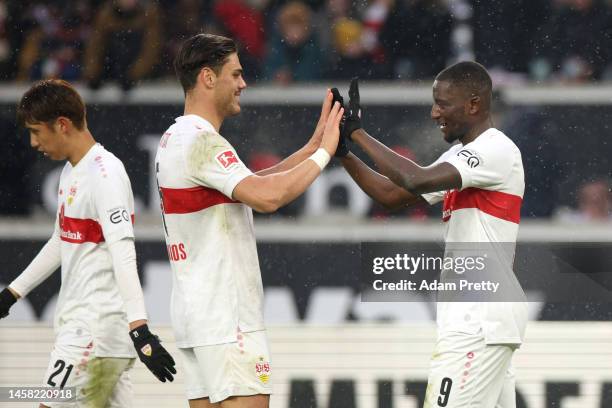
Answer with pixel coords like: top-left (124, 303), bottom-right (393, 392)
top-left (129, 324), bottom-right (176, 382)
top-left (331, 87), bottom-right (350, 157)
top-left (342, 77), bottom-right (362, 141)
top-left (0, 288), bottom-right (17, 319)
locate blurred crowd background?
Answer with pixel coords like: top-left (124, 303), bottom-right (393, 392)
top-left (0, 0), bottom-right (610, 222)
top-left (2, 0), bottom-right (612, 85)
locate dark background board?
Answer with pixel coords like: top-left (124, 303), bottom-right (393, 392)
top-left (2, 103), bottom-right (612, 218)
top-left (1, 240), bottom-right (611, 322)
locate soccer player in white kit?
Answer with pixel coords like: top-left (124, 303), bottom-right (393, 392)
top-left (155, 34), bottom-right (342, 408)
top-left (0, 80), bottom-right (176, 407)
top-left (336, 62), bottom-right (527, 407)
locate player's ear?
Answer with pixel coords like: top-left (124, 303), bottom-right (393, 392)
top-left (468, 95), bottom-right (480, 115)
top-left (199, 67), bottom-right (216, 89)
top-left (54, 117), bottom-right (72, 133)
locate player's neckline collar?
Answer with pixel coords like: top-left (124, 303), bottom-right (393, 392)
top-left (176, 114), bottom-right (215, 131)
top-left (70, 143), bottom-right (101, 169)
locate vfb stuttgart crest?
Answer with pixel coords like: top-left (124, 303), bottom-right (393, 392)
top-left (254, 357), bottom-right (271, 384)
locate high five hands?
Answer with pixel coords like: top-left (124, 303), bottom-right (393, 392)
top-left (329, 78), bottom-right (362, 158)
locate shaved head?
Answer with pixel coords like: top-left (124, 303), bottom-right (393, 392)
top-left (435, 61), bottom-right (492, 110)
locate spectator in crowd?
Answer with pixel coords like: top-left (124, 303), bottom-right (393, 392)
top-left (556, 179), bottom-right (612, 222)
top-left (15, 1), bottom-right (91, 81)
top-left (327, 16), bottom-right (370, 78)
top-left (312, 0), bottom-right (352, 72)
top-left (214, 0), bottom-right (267, 81)
top-left (379, 0), bottom-right (453, 80)
top-left (324, 0), bottom-right (393, 80)
top-left (83, 0), bottom-right (162, 91)
top-left (360, 0), bottom-right (392, 74)
top-left (264, 1), bottom-right (323, 84)
top-left (534, 0), bottom-right (611, 82)
top-left (163, 0), bottom-right (210, 77)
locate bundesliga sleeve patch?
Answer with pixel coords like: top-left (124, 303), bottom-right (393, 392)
top-left (456, 149), bottom-right (483, 168)
top-left (215, 150), bottom-right (240, 172)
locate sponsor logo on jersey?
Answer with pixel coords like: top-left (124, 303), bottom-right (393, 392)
top-left (59, 205), bottom-right (83, 241)
top-left (58, 204), bottom-right (105, 244)
top-left (442, 188), bottom-right (522, 224)
top-left (215, 150), bottom-right (240, 171)
top-left (255, 357), bottom-right (271, 384)
top-left (456, 149), bottom-right (482, 168)
top-left (60, 229), bottom-right (83, 241)
top-left (108, 208), bottom-right (130, 224)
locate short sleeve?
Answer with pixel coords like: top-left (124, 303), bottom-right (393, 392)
top-left (421, 190), bottom-right (445, 205)
top-left (93, 163), bottom-right (135, 245)
top-left (185, 131), bottom-right (253, 198)
top-left (444, 140), bottom-right (513, 190)
top-left (421, 149), bottom-right (454, 205)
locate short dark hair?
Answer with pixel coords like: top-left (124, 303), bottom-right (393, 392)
top-left (174, 33), bottom-right (237, 94)
top-left (435, 61), bottom-right (492, 97)
top-left (17, 79), bottom-right (86, 130)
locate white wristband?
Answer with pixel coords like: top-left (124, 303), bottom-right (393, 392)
top-left (308, 148), bottom-right (331, 171)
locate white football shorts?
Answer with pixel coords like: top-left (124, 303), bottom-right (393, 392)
top-left (42, 337), bottom-right (134, 408)
top-left (423, 331), bottom-right (517, 408)
top-left (179, 329), bottom-right (272, 403)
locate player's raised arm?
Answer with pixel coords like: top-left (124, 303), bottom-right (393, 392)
top-left (233, 101), bottom-right (344, 213)
top-left (255, 90), bottom-right (334, 176)
top-left (340, 152), bottom-right (426, 209)
top-left (329, 85), bottom-right (424, 209)
top-left (342, 78), bottom-right (462, 195)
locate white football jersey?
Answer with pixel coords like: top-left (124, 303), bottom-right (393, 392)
top-left (155, 115), bottom-right (265, 348)
top-left (422, 128), bottom-right (528, 344)
top-left (54, 143), bottom-right (136, 357)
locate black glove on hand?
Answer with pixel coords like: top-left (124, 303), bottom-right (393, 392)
top-left (331, 87), bottom-right (350, 157)
top-left (342, 77), bottom-right (362, 141)
top-left (129, 324), bottom-right (176, 382)
top-left (0, 288), bottom-right (17, 319)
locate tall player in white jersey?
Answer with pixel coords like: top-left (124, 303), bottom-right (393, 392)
top-left (156, 34), bottom-right (342, 408)
top-left (0, 80), bottom-right (176, 407)
top-left (336, 62), bottom-right (527, 407)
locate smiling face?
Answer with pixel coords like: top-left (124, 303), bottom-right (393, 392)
top-left (213, 53), bottom-right (247, 118)
top-left (431, 80), bottom-right (476, 144)
top-left (26, 120), bottom-right (69, 160)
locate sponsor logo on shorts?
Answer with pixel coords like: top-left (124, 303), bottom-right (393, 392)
top-left (216, 150), bottom-right (240, 171)
top-left (255, 357), bottom-right (271, 384)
